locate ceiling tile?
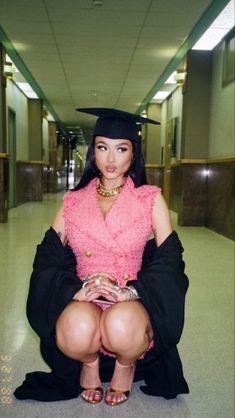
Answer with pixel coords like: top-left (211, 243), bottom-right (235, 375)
top-left (0, 0), bottom-right (217, 130)
top-left (2, 21), bottom-right (52, 34)
top-left (48, 8), bottom-right (146, 26)
top-left (0, 5), bottom-right (48, 21)
top-left (0, 0), bottom-right (44, 5)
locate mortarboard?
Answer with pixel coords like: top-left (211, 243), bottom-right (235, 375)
top-left (76, 108), bottom-right (160, 142)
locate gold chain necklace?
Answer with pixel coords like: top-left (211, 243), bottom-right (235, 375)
top-left (96, 181), bottom-right (124, 198)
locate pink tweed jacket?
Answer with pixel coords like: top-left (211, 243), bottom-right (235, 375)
top-left (63, 176), bottom-right (161, 287)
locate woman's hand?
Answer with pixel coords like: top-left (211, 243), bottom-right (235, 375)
top-left (73, 284), bottom-right (103, 303)
top-left (73, 272), bottom-right (139, 303)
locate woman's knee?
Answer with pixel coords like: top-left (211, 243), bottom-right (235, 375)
top-left (101, 302), bottom-right (152, 352)
top-left (56, 302), bottom-right (102, 354)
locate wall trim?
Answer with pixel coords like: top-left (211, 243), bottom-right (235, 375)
top-left (206, 157), bottom-right (235, 163)
top-left (172, 157), bottom-right (235, 164)
top-left (17, 160), bottom-right (44, 165)
top-left (145, 163), bottom-right (164, 168)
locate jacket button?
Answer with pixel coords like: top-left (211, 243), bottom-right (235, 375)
top-left (84, 250), bottom-right (92, 257)
top-left (123, 274), bottom-right (130, 280)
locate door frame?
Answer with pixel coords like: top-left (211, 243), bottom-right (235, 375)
top-left (7, 107), bottom-right (16, 209)
top-left (163, 119), bottom-right (173, 207)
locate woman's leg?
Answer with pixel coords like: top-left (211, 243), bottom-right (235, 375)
top-left (100, 301), bottom-right (153, 405)
top-left (56, 301), bottom-right (103, 403)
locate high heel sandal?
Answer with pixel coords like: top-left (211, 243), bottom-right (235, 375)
top-left (80, 357), bottom-right (103, 404)
top-left (105, 361), bottom-right (135, 406)
top-left (105, 386), bottom-right (130, 406)
top-left (80, 386), bottom-right (103, 404)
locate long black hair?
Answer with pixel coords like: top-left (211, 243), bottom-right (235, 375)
top-left (73, 136), bottom-right (147, 191)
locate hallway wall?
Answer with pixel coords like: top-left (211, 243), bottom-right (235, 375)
top-left (1, 32), bottom-right (234, 239)
top-left (181, 50), bottom-right (212, 159)
top-left (164, 36), bottom-right (234, 240)
top-left (42, 117), bottom-right (49, 164)
top-left (6, 79), bottom-right (29, 160)
top-left (4, 78), bottom-right (54, 207)
top-left (208, 40), bottom-right (235, 157)
top-left (160, 86), bottom-right (183, 163)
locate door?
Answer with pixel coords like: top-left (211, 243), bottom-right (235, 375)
top-left (8, 108), bottom-right (16, 209)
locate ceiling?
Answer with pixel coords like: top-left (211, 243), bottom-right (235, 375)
top-left (0, 0), bottom-right (226, 136)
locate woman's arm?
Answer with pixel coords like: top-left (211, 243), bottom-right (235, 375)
top-left (52, 204), bottom-right (67, 245)
top-left (152, 192), bottom-right (172, 247)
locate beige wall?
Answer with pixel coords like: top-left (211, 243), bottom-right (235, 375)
top-left (160, 100), bottom-right (167, 162)
top-left (28, 99), bottom-right (43, 161)
top-left (171, 87), bottom-right (183, 160)
top-left (208, 42), bottom-right (235, 158)
top-left (6, 79), bottom-right (29, 160)
top-left (6, 81), bottom-right (47, 163)
top-left (42, 117), bottom-right (49, 164)
top-left (160, 86), bottom-right (183, 162)
top-left (163, 43), bottom-right (234, 161)
top-left (145, 103), bottom-right (161, 164)
top-left (181, 50), bottom-right (212, 159)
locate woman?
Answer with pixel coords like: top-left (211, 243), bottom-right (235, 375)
top-left (14, 108), bottom-right (189, 404)
top-left (52, 108), bottom-right (172, 405)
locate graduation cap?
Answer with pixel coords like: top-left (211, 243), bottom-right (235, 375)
top-left (76, 108), bottom-right (160, 142)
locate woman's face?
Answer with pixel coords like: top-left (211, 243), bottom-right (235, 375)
top-left (94, 136), bottom-right (133, 184)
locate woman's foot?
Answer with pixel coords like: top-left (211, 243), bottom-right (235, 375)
top-left (80, 357), bottom-right (103, 404)
top-left (105, 359), bottom-right (136, 406)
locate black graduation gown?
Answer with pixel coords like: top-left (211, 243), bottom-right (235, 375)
top-left (14, 228), bottom-right (189, 401)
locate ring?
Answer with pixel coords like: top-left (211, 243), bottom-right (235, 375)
top-left (82, 275), bottom-right (90, 288)
top-left (95, 277), bottom-right (101, 286)
top-left (109, 291), bottom-right (118, 299)
top-left (85, 288), bottom-right (92, 296)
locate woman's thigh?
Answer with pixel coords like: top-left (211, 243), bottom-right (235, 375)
top-left (100, 301), bottom-right (153, 352)
top-left (56, 301), bottom-right (103, 355)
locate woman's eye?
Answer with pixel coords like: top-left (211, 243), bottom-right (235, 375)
top-left (96, 145), bottom-right (107, 151)
top-left (117, 147), bottom-right (128, 153)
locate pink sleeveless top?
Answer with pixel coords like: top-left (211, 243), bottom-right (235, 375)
top-left (63, 176), bottom-right (161, 286)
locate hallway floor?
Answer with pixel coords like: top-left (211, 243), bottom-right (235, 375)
top-left (0, 192), bottom-right (234, 418)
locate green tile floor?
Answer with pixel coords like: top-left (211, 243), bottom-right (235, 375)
top-left (0, 192), bottom-right (234, 418)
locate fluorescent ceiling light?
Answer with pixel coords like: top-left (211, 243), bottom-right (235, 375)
top-left (6, 54), bottom-right (19, 73)
top-left (6, 54), bottom-right (13, 63)
top-left (192, 0), bottom-right (235, 50)
top-left (47, 112), bottom-right (55, 122)
top-left (16, 82), bottom-right (38, 98)
top-left (153, 91), bottom-right (171, 101)
top-left (165, 71), bottom-right (177, 84)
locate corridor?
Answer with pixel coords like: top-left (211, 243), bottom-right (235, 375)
top-left (0, 193), bottom-right (234, 418)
